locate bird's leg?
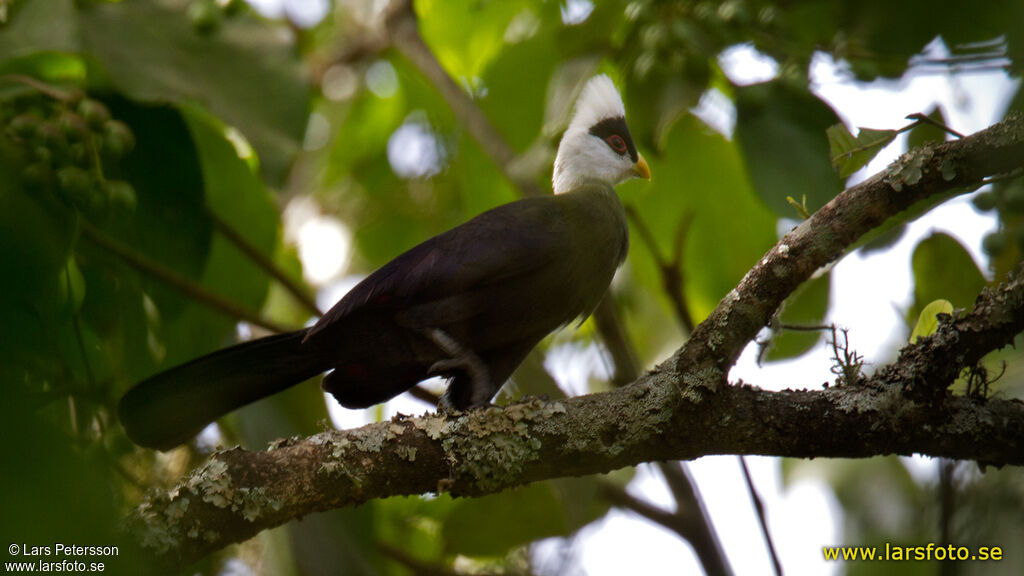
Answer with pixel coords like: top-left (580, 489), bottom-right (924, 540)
top-left (423, 328), bottom-right (491, 410)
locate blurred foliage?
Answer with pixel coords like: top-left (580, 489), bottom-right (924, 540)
top-left (1, 0), bottom-right (1023, 574)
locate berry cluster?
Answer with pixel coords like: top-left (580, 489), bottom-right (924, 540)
top-left (973, 185), bottom-right (1024, 256)
top-left (5, 95), bottom-right (137, 219)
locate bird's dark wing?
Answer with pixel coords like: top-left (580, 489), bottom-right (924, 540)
top-left (306, 195), bottom-right (568, 341)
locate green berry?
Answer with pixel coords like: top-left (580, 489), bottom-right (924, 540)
top-left (106, 180), bottom-right (137, 212)
top-left (982, 231), bottom-right (1007, 256)
top-left (102, 120), bottom-right (135, 159)
top-left (8, 113), bottom-right (41, 140)
top-left (78, 99), bottom-right (111, 131)
top-left (35, 121), bottom-right (66, 150)
top-left (87, 185), bottom-right (110, 219)
top-left (1004, 185), bottom-right (1024, 213)
top-left (56, 166), bottom-right (94, 206)
top-left (188, 0), bottom-right (222, 35)
top-left (971, 191), bottom-right (996, 212)
top-left (21, 162), bottom-right (53, 191)
top-left (59, 112), bottom-right (90, 143)
top-left (67, 142), bottom-right (90, 166)
top-left (32, 145), bottom-right (53, 165)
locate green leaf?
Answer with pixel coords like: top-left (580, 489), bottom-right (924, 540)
top-left (149, 105), bottom-right (281, 373)
top-left (735, 81), bottom-right (845, 215)
top-left (1, 0), bottom-right (308, 185)
top-left (910, 299), bottom-right (953, 343)
top-left (826, 124), bottom-right (898, 178)
top-left (75, 0), bottom-right (308, 185)
top-left (0, 135), bottom-right (83, 381)
top-left (0, 51), bottom-right (86, 88)
top-left (417, 0), bottom-right (530, 80)
top-left (0, 0), bottom-right (78, 59)
top-left (909, 233), bottom-right (986, 325)
top-left (442, 482), bottom-right (568, 556)
top-left (479, 16), bottom-right (558, 151)
top-left (629, 114), bottom-right (777, 330)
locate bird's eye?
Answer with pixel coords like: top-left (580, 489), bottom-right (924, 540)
top-left (605, 134), bottom-right (627, 154)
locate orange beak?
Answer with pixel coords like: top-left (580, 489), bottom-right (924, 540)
top-left (634, 154), bottom-right (651, 180)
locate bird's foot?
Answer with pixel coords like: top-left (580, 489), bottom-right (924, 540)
top-left (424, 328), bottom-right (493, 408)
top-left (425, 329), bottom-right (489, 383)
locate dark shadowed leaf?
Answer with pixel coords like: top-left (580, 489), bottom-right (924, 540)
top-left (909, 233), bottom-right (986, 324)
top-left (736, 81), bottom-right (845, 216)
top-left (907, 107), bottom-right (950, 151)
top-left (765, 271), bottom-right (832, 361)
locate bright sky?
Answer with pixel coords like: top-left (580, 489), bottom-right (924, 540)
top-left (253, 1), bottom-right (1020, 573)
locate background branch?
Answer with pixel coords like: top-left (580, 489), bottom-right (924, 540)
top-left (206, 207), bottom-right (322, 317)
top-left (79, 220), bottom-right (294, 334)
top-left (385, 0), bottom-right (543, 197)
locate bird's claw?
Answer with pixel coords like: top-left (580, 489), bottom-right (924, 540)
top-left (424, 328), bottom-right (493, 409)
top-left (425, 329), bottom-right (489, 384)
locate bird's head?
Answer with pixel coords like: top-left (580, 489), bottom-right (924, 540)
top-left (552, 74), bottom-right (650, 195)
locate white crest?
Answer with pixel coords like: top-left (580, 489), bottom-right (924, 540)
top-left (565, 74), bottom-right (626, 136)
top-left (553, 74), bottom-right (644, 195)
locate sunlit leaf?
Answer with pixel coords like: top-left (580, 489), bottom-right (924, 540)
top-left (826, 124), bottom-right (898, 178)
top-left (910, 299), bottom-right (953, 343)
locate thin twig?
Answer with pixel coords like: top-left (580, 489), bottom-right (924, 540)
top-left (906, 113), bottom-right (966, 139)
top-left (206, 207), bottom-right (322, 317)
top-left (78, 220), bottom-right (293, 334)
top-left (938, 459), bottom-right (956, 576)
top-left (625, 205), bottom-right (695, 334)
top-left (591, 297), bottom-right (640, 386)
top-left (599, 481), bottom-right (687, 534)
top-left (601, 474), bottom-right (734, 576)
top-left (738, 458), bottom-right (783, 576)
top-left (384, 0), bottom-right (544, 197)
top-left (775, 323), bottom-right (833, 332)
top-left (0, 74), bottom-right (80, 101)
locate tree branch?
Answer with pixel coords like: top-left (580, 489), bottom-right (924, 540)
top-left (206, 207), bottom-right (322, 318)
top-left (78, 220), bottom-right (294, 334)
top-left (130, 346), bottom-right (1024, 565)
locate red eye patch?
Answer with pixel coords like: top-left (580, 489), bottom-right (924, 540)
top-left (605, 134), bottom-right (627, 154)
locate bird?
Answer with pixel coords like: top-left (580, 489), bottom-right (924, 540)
top-left (119, 74), bottom-right (650, 450)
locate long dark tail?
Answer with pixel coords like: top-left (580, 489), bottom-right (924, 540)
top-left (118, 329), bottom-right (328, 450)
